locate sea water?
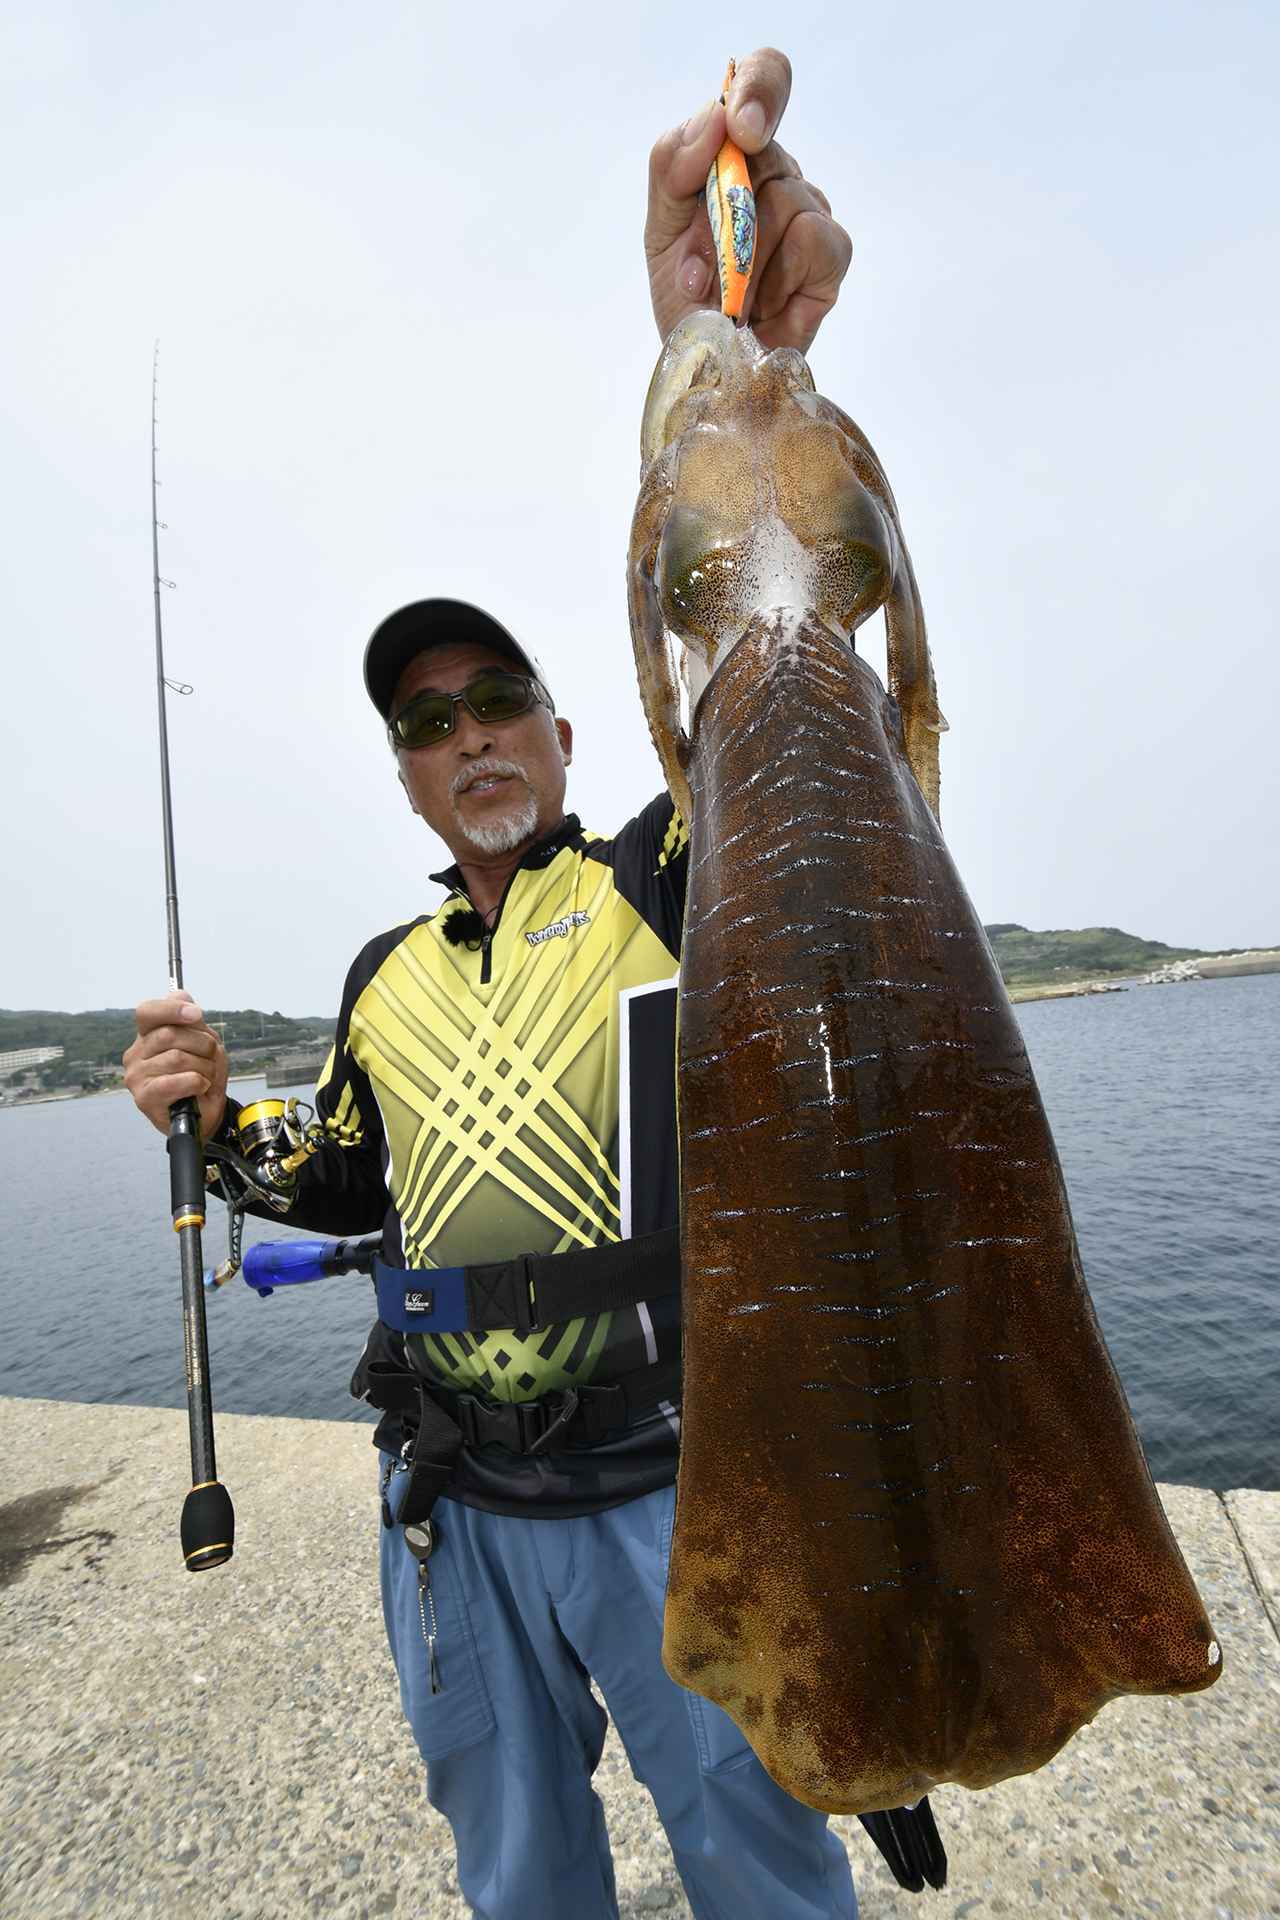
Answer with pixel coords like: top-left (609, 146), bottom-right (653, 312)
top-left (0, 974), bottom-right (1276, 1489)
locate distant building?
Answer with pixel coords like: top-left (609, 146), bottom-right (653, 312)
top-left (0, 1045), bottom-right (66, 1074)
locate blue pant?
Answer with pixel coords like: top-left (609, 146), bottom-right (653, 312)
top-left (380, 1460), bottom-right (856, 1920)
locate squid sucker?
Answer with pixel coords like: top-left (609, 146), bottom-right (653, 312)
top-left (628, 313), bottom-right (1221, 1817)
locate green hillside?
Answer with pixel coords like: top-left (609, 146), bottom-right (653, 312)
top-left (0, 922), bottom-right (1264, 1096)
top-left (982, 925), bottom-right (1208, 988)
top-left (0, 1008), bottom-right (335, 1094)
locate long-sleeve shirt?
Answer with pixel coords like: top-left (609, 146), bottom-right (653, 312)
top-left (213, 798), bottom-right (690, 1514)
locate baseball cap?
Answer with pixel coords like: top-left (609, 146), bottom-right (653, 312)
top-left (363, 598), bottom-right (552, 721)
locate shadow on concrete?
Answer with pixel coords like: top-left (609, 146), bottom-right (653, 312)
top-left (0, 1477), bottom-right (118, 1587)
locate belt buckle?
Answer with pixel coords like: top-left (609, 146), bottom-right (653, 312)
top-left (526, 1388), bottom-right (580, 1456)
top-left (577, 1382), bottom-right (626, 1446)
top-left (454, 1394), bottom-right (486, 1447)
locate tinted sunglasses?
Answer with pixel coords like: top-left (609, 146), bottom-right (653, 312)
top-left (388, 669), bottom-right (550, 749)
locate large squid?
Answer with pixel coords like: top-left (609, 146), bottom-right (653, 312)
top-left (628, 312), bottom-right (1221, 1816)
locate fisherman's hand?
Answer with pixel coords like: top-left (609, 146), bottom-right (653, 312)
top-left (123, 991), bottom-right (229, 1139)
top-left (645, 48), bottom-right (852, 355)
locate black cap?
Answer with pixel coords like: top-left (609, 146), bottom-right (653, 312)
top-left (363, 598), bottom-right (551, 721)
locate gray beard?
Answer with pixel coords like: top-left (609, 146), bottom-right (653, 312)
top-left (450, 760), bottom-right (539, 854)
top-left (457, 794), bottom-right (539, 854)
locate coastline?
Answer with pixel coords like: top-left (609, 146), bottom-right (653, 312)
top-left (0, 1070), bottom-right (273, 1112)
top-left (1009, 976), bottom-right (1144, 1003)
top-left (1008, 947), bottom-right (1280, 1004)
top-left (5, 964), bottom-right (1279, 1102)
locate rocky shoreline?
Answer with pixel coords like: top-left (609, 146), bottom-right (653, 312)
top-left (1009, 947), bottom-right (1280, 1004)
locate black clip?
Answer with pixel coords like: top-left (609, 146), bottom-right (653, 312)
top-left (527, 1388), bottom-right (580, 1456)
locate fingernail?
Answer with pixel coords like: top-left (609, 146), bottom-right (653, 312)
top-left (735, 99), bottom-right (766, 145)
top-left (680, 101), bottom-right (713, 146)
top-left (180, 1003), bottom-right (203, 1022)
top-left (682, 255), bottom-right (713, 299)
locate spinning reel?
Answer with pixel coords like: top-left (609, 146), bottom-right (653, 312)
top-left (203, 1097), bottom-right (325, 1288)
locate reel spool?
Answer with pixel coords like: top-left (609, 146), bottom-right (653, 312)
top-left (234, 1097), bottom-right (290, 1159)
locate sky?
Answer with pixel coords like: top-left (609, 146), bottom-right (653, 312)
top-left (2, 0), bottom-right (1276, 1016)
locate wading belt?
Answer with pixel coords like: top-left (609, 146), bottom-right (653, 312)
top-left (371, 1225), bottom-right (679, 1337)
top-left (363, 1226), bottom-right (682, 1527)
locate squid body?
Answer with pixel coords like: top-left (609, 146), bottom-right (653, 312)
top-left (627, 312), bottom-right (1221, 1816)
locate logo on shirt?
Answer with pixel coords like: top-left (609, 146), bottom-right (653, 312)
top-left (525, 911), bottom-right (590, 948)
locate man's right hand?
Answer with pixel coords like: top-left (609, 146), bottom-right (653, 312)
top-left (645, 49), bottom-right (852, 356)
top-left (123, 991), bottom-right (229, 1139)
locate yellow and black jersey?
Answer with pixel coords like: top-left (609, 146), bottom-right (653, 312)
top-left (232, 797), bottom-right (690, 1514)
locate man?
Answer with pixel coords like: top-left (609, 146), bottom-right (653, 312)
top-left (126, 52), bottom-right (876, 1920)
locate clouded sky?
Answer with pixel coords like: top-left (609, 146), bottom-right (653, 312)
top-left (3, 0), bottom-right (1276, 1016)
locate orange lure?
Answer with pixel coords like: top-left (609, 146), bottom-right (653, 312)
top-left (705, 59), bottom-right (757, 321)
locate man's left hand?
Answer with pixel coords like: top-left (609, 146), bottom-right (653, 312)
top-left (645, 49), bottom-right (852, 356)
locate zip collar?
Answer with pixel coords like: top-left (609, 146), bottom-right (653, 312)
top-left (429, 814), bottom-right (582, 895)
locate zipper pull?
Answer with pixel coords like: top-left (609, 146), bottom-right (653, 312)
top-left (379, 1456), bottom-right (395, 1529)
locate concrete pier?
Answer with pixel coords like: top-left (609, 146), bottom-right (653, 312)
top-left (2, 1398), bottom-right (1277, 1919)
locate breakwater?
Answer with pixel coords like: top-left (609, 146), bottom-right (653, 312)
top-left (1, 1398), bottom-right (1277, 1919)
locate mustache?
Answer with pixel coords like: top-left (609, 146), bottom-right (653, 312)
top-left (450, 757), bottom-right (531, 799)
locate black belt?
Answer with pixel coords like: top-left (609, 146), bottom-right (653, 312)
top-left (355, 1226), bottom-right (682, 1526)
top-left (359, 1357), bottom-right (682, 1528)
top-left (445, 1366), bottom-right (680, 1456)
top-left (373, 1225), bottom-right (680, 1335)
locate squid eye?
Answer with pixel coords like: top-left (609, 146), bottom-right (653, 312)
top-left (660, 546), bottom-right (746, 648)
top-left (815, 540), bottom-right (890, 631)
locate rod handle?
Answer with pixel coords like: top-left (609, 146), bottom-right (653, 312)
top-left (181, 1481), bottom-right (235, 1572)
top-left (167, 1096), bottom-right (205, 1225)
top-left (168, 1096), bottom-right (235, 1570)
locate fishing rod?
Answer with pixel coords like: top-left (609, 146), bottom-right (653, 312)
top-left (150, 344), bottom-right (235, 1573)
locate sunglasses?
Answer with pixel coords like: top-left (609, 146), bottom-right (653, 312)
top-left (388, 669), bottom-right (550, 750)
